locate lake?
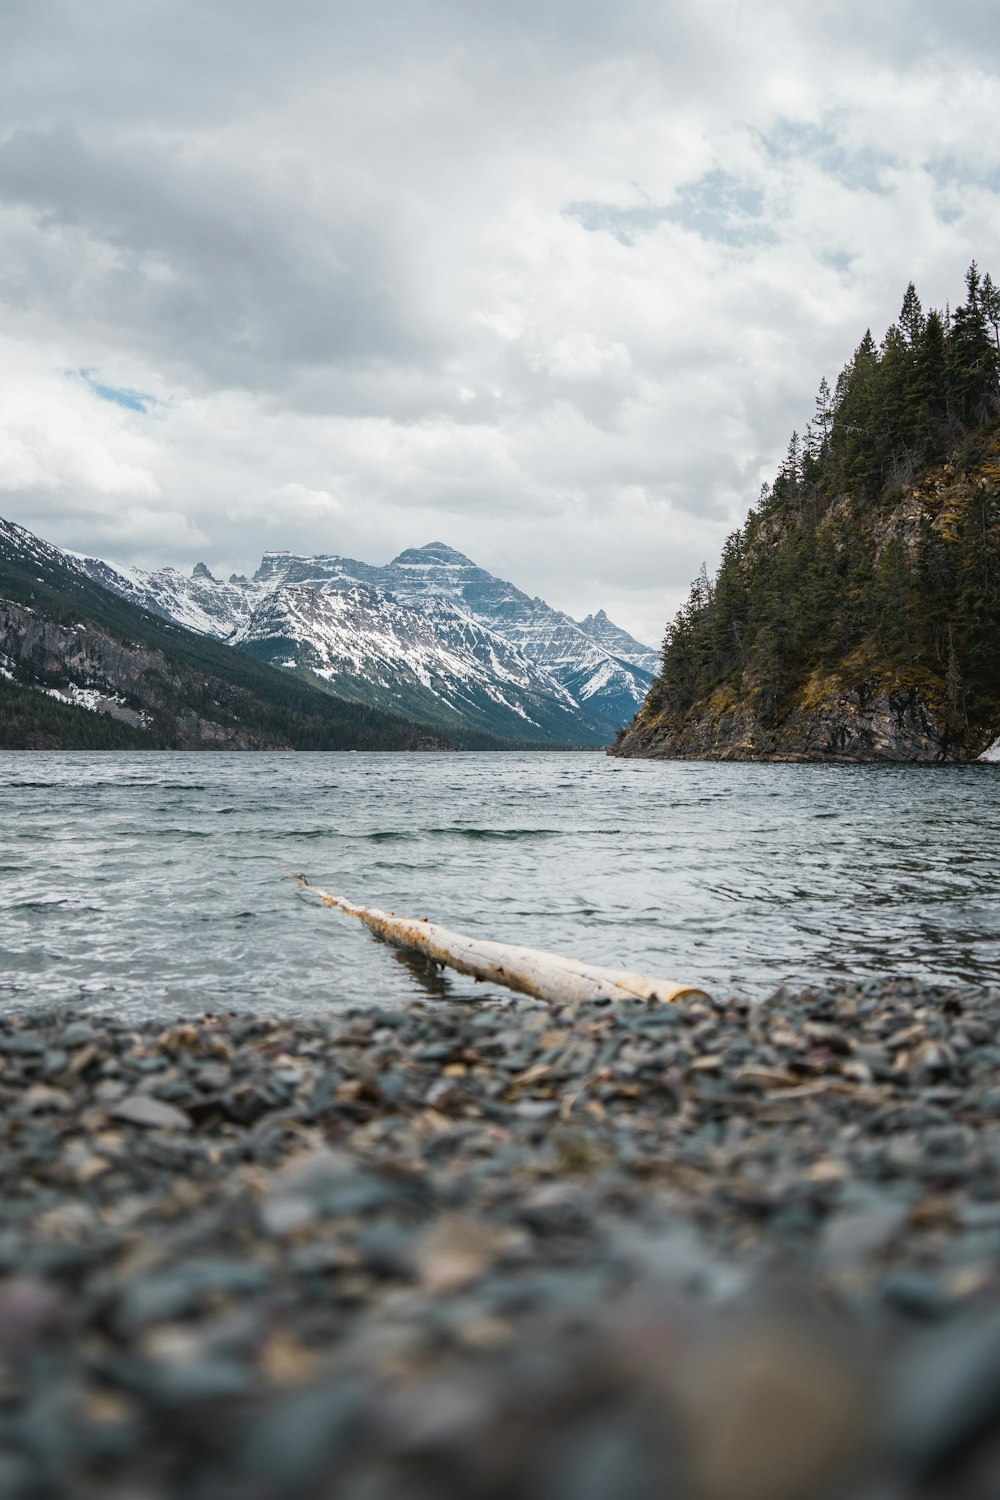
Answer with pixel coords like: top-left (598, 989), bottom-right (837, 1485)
top-left (1, 752), bottom-right (998, 1019)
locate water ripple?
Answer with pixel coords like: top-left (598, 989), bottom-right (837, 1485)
top-left (1, 751), bottom-right (998, 1018)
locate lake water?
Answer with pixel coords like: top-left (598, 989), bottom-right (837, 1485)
top-left (1, 752), bottom-right (998, 1019)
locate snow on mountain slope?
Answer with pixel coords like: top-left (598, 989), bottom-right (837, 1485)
top-left (576, 608), bottom-right (659, 676)
top-left (55, 535), bottom-right (651, 740)
top-left (1, 516), bottom-right (79, 575)
top-left (235, 581), bottom-right (602, 743)
top-left (67, 555), bottom-right (264, 639)
top-left (256, 541), bottom-right (655, 730)
top-left (386, 545), bottom-right (655, 729)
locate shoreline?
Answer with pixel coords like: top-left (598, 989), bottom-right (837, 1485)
top-left (5, 977), bottom-right (1000, 1497)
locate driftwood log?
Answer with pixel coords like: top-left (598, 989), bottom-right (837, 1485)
top-left (292, 873), bottom-right (709, 1005)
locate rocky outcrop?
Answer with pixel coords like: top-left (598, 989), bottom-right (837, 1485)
top-left (613, 427), bottom-right (1000, 764)
top-left (0, 600), bottom-right (280, 750)
top-left (613, 671), bottom-right (982, 763)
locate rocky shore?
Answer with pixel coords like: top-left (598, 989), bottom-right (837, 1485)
top-left (5, 977), bottom-right (1000, 1497)
top-left (609, 680), bottom-right (981, 763)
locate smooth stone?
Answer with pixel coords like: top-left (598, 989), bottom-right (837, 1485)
top-left (116, 1259), bottom-right (271, 1331)
top-left (60, 1023), bottom-right (101, 1045)
top-left (239, 1382), bottom-right (364, 1490)
top-left (881, 1270), bottom-right (953, 1321)
top-left (129, 1356), bottom-right (255, 1406)
top-left (820, 1200), bottom-right (909, 1267)
top-left (889, 1312), bottom-right (1000, 1471)
top-left (107, 1094), bottom-right (192, 1130)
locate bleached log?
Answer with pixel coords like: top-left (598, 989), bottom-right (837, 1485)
top-left (291, 873), bottom-right (709, 1005)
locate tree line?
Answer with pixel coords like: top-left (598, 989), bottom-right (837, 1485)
top-left (650, 264), bottom-right (1000, 747)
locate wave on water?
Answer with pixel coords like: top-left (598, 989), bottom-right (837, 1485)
top-left (3, 752), bottom-right (1000, 1016)
top-left (129, 828), bottom-right (216, 839)
top-left (276, 828), bottom-right (350, 840)
top-left (6, 780), bottom-right (214, 793)
top-left (425, 827), bottom-right (562, 840)
top-left (356, 827), bottom-right (563, 842)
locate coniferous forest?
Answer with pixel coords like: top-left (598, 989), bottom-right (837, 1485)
top-left (617, 264), bottom-right (1000, 761)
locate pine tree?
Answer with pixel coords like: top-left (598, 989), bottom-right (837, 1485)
top-left (813, 376), bottom-right (833, 451)
top-left (898, 281), bottom-right (925, 349)
top-left (831, 331), bottom-right (881, 495)
top-left (916, 309), bottom-right (949, 458)
top-left (949, 262), bottom-right (999, 427)
top-left (982, 272), bottom-right (1000, 355)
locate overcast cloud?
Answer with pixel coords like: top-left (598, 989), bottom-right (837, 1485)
top-left (1, 0), bottom-right (999, 642)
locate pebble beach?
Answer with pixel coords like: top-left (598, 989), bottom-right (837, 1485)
top-left (6, 976), bottom-right (1000, 1498)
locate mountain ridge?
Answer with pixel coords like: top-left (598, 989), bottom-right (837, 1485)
top-left (67, 539), bottom-right (654, 744)
top-left (0, 516), bottom-right (497, 751)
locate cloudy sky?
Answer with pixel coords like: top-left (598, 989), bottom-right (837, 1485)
top-left (1, 1), bottom-right (999, 643)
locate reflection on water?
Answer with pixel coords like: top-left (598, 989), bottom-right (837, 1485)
top-left (388, 945), bottom-right (452, 1000)
top-left (1, 752), bottom-right (998, 1019)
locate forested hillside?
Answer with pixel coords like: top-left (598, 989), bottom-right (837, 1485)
top-left (614, 264), bottom-right (1000, 762)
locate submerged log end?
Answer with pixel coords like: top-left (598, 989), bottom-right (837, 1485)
top-left (649, 983), bottom-right (712, 1005)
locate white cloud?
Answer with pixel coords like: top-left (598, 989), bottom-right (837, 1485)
top-left (0, 344), bottom-right (161, 503)
top-left (0, 2), bottom-right (999, 642)
top-left (227, 482), bottom-right (344, 528)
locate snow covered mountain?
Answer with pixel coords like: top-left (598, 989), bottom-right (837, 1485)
top-left (66, 554), bottom-right (262, 640)
top-left (577, 609), bottom-right (659, 676)
top-left (0, 515), bottom-right (456, 752)
top-left (253, 542), bottom-right (656, 730)
top-left (236, 582), bottom-right (602, 743)
top-left (66, 540), bottom-right (656, 744)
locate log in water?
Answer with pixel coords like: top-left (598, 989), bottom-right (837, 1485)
top-left (293, 873), bottom-right (710, 1005)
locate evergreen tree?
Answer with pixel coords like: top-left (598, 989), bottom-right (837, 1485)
top-left (981, 272), bottom-right (1000, 355)
top-left (831, 331), bottom-right (880, 495)
top-left (813, 376), bottom-right (833, 451)
top-left (898, 281), bottom-right (925, 349)
top-left (645, 263), bottom-right (1000, 758)
top-left (916, 308), bottom-right (949, 456)
top-left (949, 262), bottom-right (999, 427)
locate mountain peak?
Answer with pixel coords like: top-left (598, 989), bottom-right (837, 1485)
top-left (192, 562), bottom-right (215, 581)
top-left (391, 542), bottom-right (475, 568)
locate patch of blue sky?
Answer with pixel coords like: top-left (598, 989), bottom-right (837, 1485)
top-left (564, 200), bottom-right (671, 245)
top-left (820, 248), bottom-right (854, 274)
top-left (760, 119), bottom-right (896, 197)
top-left (77, 368), bottom-right (156, 412)
top-left (664, 170), bottom-right (774, 247)
top-left (934, 201), bottom-right (964, 226)
top-left (926, 155), bottom-right (1000, 193)
top-left (566, 170), bottom-right (774, 249)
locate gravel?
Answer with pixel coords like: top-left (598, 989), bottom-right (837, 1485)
top-left (4, 976), bottom-right (1000, 1496)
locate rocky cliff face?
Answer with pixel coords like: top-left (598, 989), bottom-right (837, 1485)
top-left (66, 554), bottom-right (264, 639)
top-left (369, 543), bottom-right (656, 729)
top-left (236, 580), bottom-right (601, 743)
top-left (576, 608), bottom-right (659, 675)
top-left (0, 600), bottom-right (282, 750)
top-left (615, 675), bottom-right (964, 762)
